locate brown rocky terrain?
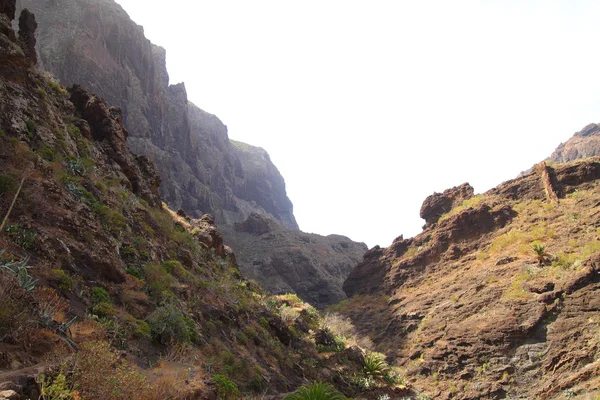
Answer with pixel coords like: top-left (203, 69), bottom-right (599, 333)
top-left (0, 5), bottom-right (409, 398)
top-left (340, 157), bottom-right (600, 399)
top-left (14, 0), bottom-right (376, 309)
top-left (14, 0), bottom-right (298, 230)
top-left (551, 123), bottom-right (600, 164)
top-left (220, 213), bottom-right (367, 308)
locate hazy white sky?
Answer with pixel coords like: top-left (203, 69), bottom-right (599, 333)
top-left (116, 0), bottom-right (600, 247)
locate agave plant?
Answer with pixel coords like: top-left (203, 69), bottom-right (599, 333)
top-left (0, 250), bottom-right (37, 291)
top-left (283, 382), bottom-right (347, 400)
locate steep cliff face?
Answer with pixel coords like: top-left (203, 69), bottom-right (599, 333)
top-left (221, 213), bottom-right (368, 308)
top-left (340, 157), bottom-right (600, 399)
top-left (0, 10), bottom-right (402, 398)
top-left (16, 0), bottom-right (298, 230)
top-left (551, 122), bottom-right (600, 163)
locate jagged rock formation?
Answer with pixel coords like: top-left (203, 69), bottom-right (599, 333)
top-left (341, 157), bottom-right (600, 399)
top-left (15, 0), bottom-right (298, 230)
top-left (419, 183), bottom-right (474, 229)
top-left (221, 213), bottom-right (368, 308)
top-left (15, 0), bottom-right (375, 307)
top-left (551, 122), bottom-right (600, 163)
top-left (0, 10), bottom-right (399, 398)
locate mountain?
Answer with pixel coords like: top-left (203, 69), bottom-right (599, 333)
top-left (14, 0), bottom-right (298, 230)
top-left (339, 158), bottom-right (600, 399)
top-left (550, 122), bottom-right (600, 163)
top-left (0, 6), bottom-right (406, 398)
top-left (15, 0), bottom-right (371, 307)
top-left (221, 213), bottom-right (367, 308)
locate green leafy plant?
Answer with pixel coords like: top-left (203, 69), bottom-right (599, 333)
top-left (212, 374), bottom-right (238, 400)
top-left (5, 224), bottom-right (37, 250)
top-left (283, 382), bottom-right (346, 400)
top-left (0, 174), bottom-right (18, 196)
top-left (0, 251), bottom-right (37, 292)
top-left (363, 352), bottom-right (391, 379)
top-left (49, 269), bottom-right (75, 292)
top-left (39, 373), bottom-right (78, 400)
top-left (91, 287), bottom-right (110, 305)
top-left (146, 304), bottom-right (197, 344)
top-left (532, 243), bottom-right (550, 266)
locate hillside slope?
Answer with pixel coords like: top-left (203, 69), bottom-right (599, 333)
top-left (14, 0), bottom-right (298, 230)
top-left (340, 159), bottom-right (600, 399)
top-left (16, 0), bottom-right (371, 308)
top-left (0, 6), bottom-right (408, 399)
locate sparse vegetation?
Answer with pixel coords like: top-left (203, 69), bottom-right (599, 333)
top-left (283, 382), bottom-right (347, 400)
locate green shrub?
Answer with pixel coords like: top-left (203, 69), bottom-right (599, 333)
top-left (26, 120), bottom-right (36, 137)
top-left (5, 224), bottom-right (37, 250)
top-left (48, 80), bottom-right (67, 95)
top-left (125, 266), bottom-right (143, 280)
top-left (146, 303), bottom-right (197, 344)
top-left (92, 302), bottom-right (115, 318)
top-left (144, 263), bottom-right (174, 295)
top-left (49, 269), bottom-right (74, 292)
top-left (0, 174), bottom-right (18, 196)
top-left (283, 382), bottom-right (346, 400)
top-left (37, 145), bottom-right (58, 161)
top-left (161, 260), bottom-right (187, 281)
top-left (363, 352), bottom-right (390, 378)
top-left (91, 287), bottom-right (110, 305)
top-left (95, 206), bottom-right (127, 236)
top-left (39, 373), bottom-right (76, 400)
top-left (213, 374), bottom-right (239, 400)
top-left (36, 88), bottom-right (48, 101)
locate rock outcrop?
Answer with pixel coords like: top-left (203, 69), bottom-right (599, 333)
top-left (341, 156), bottom-right (600, 399)
top-left (550, 122), bottom-right (600, 163)
top-left (15, 0), bottom-right (298, 230)
top-left (419, 183), bottom-right (474, 229)
top-left (221, 213), bottom-right (368, 308)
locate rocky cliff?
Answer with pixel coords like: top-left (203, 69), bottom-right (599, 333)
top-left (550, 122), bottom-right (600, 164)
top-left (340, 157), bottom-right (600, 399)
top-left (0, 7), bottom-right (405, 398)
top-left (16, 0), bottom-right (373, 309)
top-left (221, 213), bottom-right (368, 308)
top-left (15, 0), bottom-right (298, 230)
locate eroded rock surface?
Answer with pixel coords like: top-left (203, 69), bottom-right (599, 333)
top-left (341, 156), bottom-right (600, 399)
top-left (16, 0), bottom-right (298, 230)
top-left (551, 122), bottom-right (600, 163)
top-left (221, 213), bottom-right (367, 308)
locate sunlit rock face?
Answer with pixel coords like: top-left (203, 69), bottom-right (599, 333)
top-left (16, 0), bottom-right (298, 230)
top-left (550, 122), bottom-right (600, 163)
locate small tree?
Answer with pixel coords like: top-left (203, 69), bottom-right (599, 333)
top-left (532, 244), bottom-right (550, 266)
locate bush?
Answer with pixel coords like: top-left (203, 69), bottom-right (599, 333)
top-left (91, 287), bottom-right (110, 305)
top-left (39, 373), bottom-right (78, 400)
top-left (125, 266), bottom-right (143, 280)
top-left (146, 304), bottom-right (197, 344)
top-left (363, 352), bottom-right (390, 378)
top-left (161, 260), bottom-right (188, 281)
top-left (71, 341), bottom-right (151, 399)
top-left (144, 263), bottom-right (174, 296)
top-left (5, 224), bottom-right (37, 250)
top-left (283, 382), bottom-right (346, 400)
top-left (49, 269), bottom-right (75, 292)
top-left (92, 302), bottom-right (115, 318)
top-left (0, 174), bottom-right (18, 196)
top-left (213, 374), bottom-right (239, 400)
top-left (314, 327), bottom-right (346, 353)
top-left (26, 119), bottom-right (36, 137)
